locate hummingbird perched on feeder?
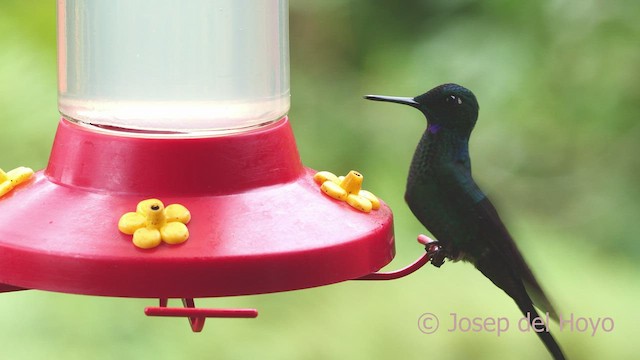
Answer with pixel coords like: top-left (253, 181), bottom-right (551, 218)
top-left (365, 84), bottom-right (565, 360)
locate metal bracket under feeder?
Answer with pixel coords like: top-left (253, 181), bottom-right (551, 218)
top-left (142, 235), bottom-right (438, 332)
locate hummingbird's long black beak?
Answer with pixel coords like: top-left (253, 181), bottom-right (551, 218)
top-left (364, 95), bottom-right (419, 108)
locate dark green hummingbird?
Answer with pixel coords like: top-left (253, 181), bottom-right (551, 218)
top-left (365, 84), bottom-right (565, 360)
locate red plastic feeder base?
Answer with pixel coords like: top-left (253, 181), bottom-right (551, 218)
top-left (0, 117), bottom-right (395, 299)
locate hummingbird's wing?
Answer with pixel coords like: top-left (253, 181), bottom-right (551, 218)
top-left (438, 164), bottom-right (564, 358)
top-left (473, 196), bottom-right (559, 320)
top-left (443, 163), bottom-right (559, 320)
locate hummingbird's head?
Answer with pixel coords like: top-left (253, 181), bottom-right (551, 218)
top-left (365, 83), bottom-right (479, 134)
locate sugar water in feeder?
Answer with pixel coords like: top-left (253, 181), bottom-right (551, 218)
top-left (57, 0), bottom-right (290, 134)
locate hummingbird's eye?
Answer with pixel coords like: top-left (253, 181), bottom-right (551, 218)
top-left (445, 95), bottom-right (463, 105)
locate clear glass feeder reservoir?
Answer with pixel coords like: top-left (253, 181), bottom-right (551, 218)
top-left (58, 0), bottom-right (290, 133)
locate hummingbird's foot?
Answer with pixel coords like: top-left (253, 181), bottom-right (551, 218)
top-left (429, 249), bottom-right (446, 268)
top-left (417, 234), bottom-right (446, 268)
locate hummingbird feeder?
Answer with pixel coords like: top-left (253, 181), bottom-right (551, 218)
top-left (0, 0), bottom-right (431, 332)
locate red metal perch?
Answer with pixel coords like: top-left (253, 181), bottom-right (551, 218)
top-left (355, 234), bottom-right (437, 280)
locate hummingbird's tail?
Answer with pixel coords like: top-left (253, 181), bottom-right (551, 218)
top-left (515, 297), bottom-right (566, 360)
top-left (475, 258), bottom-right (566, 360)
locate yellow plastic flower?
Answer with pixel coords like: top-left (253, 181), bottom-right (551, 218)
top-left (118, 199), bottom-right (191, 249)
top-left (313, 170), bottom-right (380, 213)
top-left (0, 167), bottom-right (34, 198)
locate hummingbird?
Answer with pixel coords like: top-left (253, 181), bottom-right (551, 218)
top-left (365, 84), bottom-right (565, 359)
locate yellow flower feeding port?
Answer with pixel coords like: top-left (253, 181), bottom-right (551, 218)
top-left (0, 167), bottom-right (34, 198)
top-left (118, 199), bottom-right (191, 249)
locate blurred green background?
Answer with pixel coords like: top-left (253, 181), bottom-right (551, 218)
top-left (1, 0), bottom-right (639, 359)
